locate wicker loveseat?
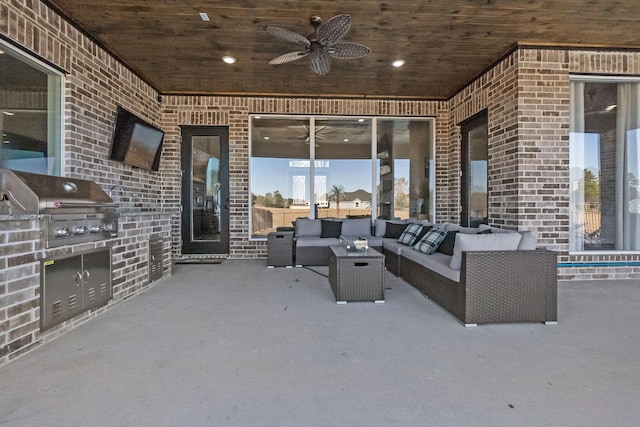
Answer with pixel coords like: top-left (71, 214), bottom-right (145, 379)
top-left (294, 217), bottom-right (383, 266)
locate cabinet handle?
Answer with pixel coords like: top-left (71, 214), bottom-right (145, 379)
top-left (75, 271), bottom-right (82, 285)
top-left (84, 270), bottom-right (91, 281)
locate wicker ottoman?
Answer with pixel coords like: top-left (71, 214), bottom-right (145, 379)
top-left (328, 245), bottom-right (385, 304)
top-left (267, 231), bottom-right (294, 267)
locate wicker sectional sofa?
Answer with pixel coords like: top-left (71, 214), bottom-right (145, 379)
top-left (294, 217), bottom-right (558, 327)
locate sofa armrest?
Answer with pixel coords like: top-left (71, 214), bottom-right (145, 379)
top-left (460, 250), bottom-right (558, 325)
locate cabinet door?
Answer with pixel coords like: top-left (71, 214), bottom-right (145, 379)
top-left (41, 255), bottom-right (84, 330)
top-left (82, 249), bottom-right (112, 310)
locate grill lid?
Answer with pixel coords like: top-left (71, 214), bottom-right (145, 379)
top-left (0, 169), bottom-right (116, 215)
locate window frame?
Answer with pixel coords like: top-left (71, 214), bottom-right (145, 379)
top-left (248, 114), bottom-right (436, 240)
top-left (569, 74), bottom-right (640, 254)
top-left (0, 38), bottom-right (64, 176)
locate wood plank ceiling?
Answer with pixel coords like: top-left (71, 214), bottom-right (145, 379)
top-left (43, 0), bottom-right (640, 99)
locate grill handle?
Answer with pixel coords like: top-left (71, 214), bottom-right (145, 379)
top-left (42, 201), bottom-right (117, 209)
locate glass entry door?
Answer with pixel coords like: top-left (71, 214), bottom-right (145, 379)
top-left (181, 126), bottom-right (229, 254)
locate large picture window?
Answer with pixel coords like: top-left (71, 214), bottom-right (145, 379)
top-left (250, 115), bottom-right (434, 238)
top-left (0, 40), bottom-right (63, 175)
top-left (570, 78), bottom-right (640, 251)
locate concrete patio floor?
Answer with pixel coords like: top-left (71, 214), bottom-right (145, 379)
top-left (1, 260), bottom-right (639, 426)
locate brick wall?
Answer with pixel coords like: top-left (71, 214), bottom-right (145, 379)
top-left (449, 47), bottom-right (640, 280)
top-left (0, 0), bottom-right (172, 366)
top-left (0, 218), bottom-right (40, 362)
top-left (161, 96), bottom-right (447, 259)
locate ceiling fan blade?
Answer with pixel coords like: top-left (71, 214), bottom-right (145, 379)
top-left (317, 14), bottom-right (351, 46)
top-left (269, 51), bottom-right (309, 65)
top-left (266, 26), bottom-right (311, 48)
top-left (310, 50), bottom-right (331, 75)
top-left (329, 42), bottom-right (371, 59)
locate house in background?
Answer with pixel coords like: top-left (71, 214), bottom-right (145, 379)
top-left (2, 0), bottom-right (640, 364)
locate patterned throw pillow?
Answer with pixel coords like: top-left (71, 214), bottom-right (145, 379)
top-left (414, 228), bottom-right (448, 254)
top-left (398, 223), bottom-right (425, 246)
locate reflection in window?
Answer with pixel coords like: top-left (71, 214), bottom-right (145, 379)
top-left (377, 119), bottom-right (433, 220)
top-left (191, 136), bottom-right (221, 241)
top-left (250, 117), bottom-right (310, 236)
top-left (0, 41), bottom-right (62, 175)
top-left (315, 118), bottom-right (373, 220)
top-left (250, 115), bottom-right (434, 238)
top-left (570, 80), bottom-right (640, 251)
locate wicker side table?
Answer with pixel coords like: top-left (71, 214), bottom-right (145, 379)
top-left (328, 245), bottom-right (385, 304)
top-left (267, 231), bottom-right (294, 268)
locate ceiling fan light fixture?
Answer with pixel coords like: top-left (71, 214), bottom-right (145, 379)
top-left (222, 56), bottom-right (236, 64)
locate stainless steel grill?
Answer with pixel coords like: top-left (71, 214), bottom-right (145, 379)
top-left (0, 169), bottom-right (119, 248)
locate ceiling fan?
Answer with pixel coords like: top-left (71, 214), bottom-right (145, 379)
top-left (295, 125), bottom-right (330, 147)
top-left (267, 14), bottom-right (371, 76)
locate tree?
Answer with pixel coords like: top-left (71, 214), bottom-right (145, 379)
top-left (273, 190), bottom-right (285, 208)
top-left (328, 184), bottom-right (347, 217)
top-left (583, 169), bottom-right (600, 205)
top-left (394, 177), bottom-right (409, 210)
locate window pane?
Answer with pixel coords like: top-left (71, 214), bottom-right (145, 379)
top-left (0, 42), bottom-right (62, 175)
top-left (377, 119), bottom-right (433, 221)
top-left (570, 80), bottom-right (640, 251)
top-left (191, 136), bottom-right (221, 241)
top-left (468, 123), bottom-right (488, 227)
top-left (316, 118), bottom-right (372, 219)
top-left (250, 116), bottom-right (310, 237)
top-left (249, 115), bottom-right (435, 239)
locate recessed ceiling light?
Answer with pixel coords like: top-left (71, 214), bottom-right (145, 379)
top-left (392, 59), bottom-right (405, 67)
top-left (0, 50), bottom-right (4, 55)
top-left (344, 139), bottom-right (349, 142)
top-left (358, 118), bottom-right (365, 122)
top-left (605, 104), bottom-right (617, 111)
top-left (222, 56), bottom-right (236, 64)
top-left (199, 12), bottom-right (210, 22)
top-left (3, 111), bottom-right (14, 116)
top-left (263, 136), bottom-right (270, 140)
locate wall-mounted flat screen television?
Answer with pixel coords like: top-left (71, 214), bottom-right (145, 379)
top-left (109, 106), bottom-right (164, 171)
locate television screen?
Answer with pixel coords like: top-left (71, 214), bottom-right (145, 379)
top-left (109, 107), bottom-right (164, 171)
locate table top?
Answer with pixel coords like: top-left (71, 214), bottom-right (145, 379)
top-left (329, 245), bottom-right (385, 259)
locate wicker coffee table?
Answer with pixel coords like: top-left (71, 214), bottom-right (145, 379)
top-left (328, 245), bottom-right (385, 304)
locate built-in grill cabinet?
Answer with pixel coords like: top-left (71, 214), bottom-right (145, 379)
top-left (0, 170), bottom-right (118, 331)
top-left (41, 248), bottom-right (112, 331)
